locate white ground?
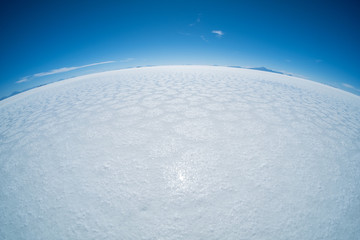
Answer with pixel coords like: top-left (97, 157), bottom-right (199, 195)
top-left (0, 66), bottom-right (359, 239)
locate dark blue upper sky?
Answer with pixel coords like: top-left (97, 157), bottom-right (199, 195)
top-left (1, 0), bottom-right (360, 98)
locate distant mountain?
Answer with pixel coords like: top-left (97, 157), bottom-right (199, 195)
top-left (0, 91), bottom-right (21, 101)
top-left (248, 67), bottom-right (285, 75)
top-left (228, 66), bottom-right (293, 77)
top-left (0, 83), bottom-right (49, 101)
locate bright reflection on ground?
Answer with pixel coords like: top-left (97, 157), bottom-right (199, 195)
top-left (177, 170), bottom-right (185, 182)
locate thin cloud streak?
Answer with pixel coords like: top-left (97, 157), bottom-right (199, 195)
top-left (200, 35), bottom-right (208, 42)
top-left (16, 60), bottom-right (116, 84)
top-left (189, 14), bottom-right (201, 27)
top-left (342, 83), bottom-right (360, 92)
top-left (16, 77), bottom-right (29, 84)
top-left (33, 61), bottom-right (115, 77)
top-left (343, 83), bottom-right (354, 89)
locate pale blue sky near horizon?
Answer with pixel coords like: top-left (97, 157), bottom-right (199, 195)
top-left (1, 0), bottom-right (360, 98)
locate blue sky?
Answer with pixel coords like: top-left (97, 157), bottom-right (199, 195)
top-left (1, 0), bottom-right (360, 98)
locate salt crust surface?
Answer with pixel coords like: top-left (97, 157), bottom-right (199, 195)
top-left (0, 66), bottom-right (360, 239)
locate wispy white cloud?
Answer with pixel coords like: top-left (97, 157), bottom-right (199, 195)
top-left (33, 61), bottom-right (115, 77)
top-left (200, 35), bottom-right (208, 42)
top-left (212, 30), bottom-right (224, 38)
top-left (342, 83), bottom-right (354, 89)
top-left (342, 83), bottom-right (360, 92)
top-left (189, 14), bottom-right (201, 27)
top-left (16, 77), bottom-right (29, 84)
top-left (16, 60), bottom-right (115, 84)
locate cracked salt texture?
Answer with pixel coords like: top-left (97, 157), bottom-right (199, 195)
top-left (0, 66), bottom-right (360, 239)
